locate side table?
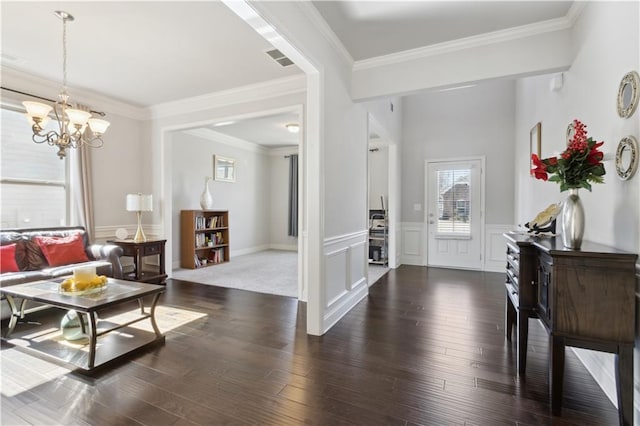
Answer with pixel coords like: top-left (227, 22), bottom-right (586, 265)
top-left (109, 239), bottom-right (167, 284)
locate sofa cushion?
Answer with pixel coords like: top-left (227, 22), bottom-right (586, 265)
top-left (34, 234), bottom-right (89, 267)
top-left (22, 240), bottom-right (48, 271)
top-left (0, 270), bottom-right (50, 288)
top-left (0, 244), bottom-right (20, 273)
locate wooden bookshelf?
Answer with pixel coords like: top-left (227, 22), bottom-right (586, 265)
top-left (180, 210), bottom-right (229, 269)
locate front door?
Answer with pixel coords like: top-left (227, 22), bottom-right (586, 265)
top-left (426, 159), bottom-right (483, 269)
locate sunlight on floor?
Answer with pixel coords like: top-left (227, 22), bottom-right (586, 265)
top-left (108, 305), bottom-right (208, 333)
top-left (0, 306), bottom-right (207, 397)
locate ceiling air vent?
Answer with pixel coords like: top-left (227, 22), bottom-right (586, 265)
top-left (265, 49), bottom-right (294, 67)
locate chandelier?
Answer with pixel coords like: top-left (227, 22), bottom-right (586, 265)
top-left (22, 11), bottom-right (110, 159)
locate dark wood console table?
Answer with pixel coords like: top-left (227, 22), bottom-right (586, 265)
top-left (503, 232), bottom-right (637, 426)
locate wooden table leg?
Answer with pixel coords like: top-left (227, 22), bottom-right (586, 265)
top-left (505, 292), bottom-right (515, 341)
top-left (615, 344), bottom-right (633, 426)
top-left (517, 309), bottom-right (529, 376)
top-left (550, 334), bottom-right (565, 416)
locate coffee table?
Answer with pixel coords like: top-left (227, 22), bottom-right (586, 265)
top-left (1, 278), bottom-right (165, 372)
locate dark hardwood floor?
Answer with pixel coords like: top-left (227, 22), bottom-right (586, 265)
top-left (1, 266), bottom-right (619, 425)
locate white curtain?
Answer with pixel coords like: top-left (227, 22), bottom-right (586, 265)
top-left (69, 145), bottom-right (95, 241)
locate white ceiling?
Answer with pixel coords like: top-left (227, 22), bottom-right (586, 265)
top-left (1, 1), bottom-right (301, 108)
top-left (204, 110), bottom-right (301, 147)
top-left (1, 1), bottom-right (574, 147)
top-left (313, 1), bottom-right (574, 61)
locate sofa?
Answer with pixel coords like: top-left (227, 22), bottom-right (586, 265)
top-left (0, 226), bottom-right (124, 287)
top-left (0, 226), bottom-right (124, 320)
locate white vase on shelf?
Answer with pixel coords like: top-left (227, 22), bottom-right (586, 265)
top-left (200, 177), bottom-right (213, 210)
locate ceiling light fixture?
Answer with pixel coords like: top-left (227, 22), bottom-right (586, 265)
top-left (285, 123), bottom-right (300, 133)
top-left (22, 11), bottom-right (110, 159)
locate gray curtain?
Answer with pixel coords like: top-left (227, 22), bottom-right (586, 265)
top-left (69, 145), bottom-right (95, 241)
top-left (288, 154), bottom-right (298, 237)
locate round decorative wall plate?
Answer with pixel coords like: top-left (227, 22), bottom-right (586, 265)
top-left (115, 228), bottom-right (128, 240)
top-left (615, 135), bottom-right (638, 181)
top-left (617, 71), bottom-right (639, 118)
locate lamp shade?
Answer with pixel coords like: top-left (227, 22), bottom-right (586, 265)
top-left (65, 108), bottom-right (91, 128)
top-left (126, 193), bottom-right (153, 212)
top-left (88, 118), bottom-right (111, 134)
top-left (23, 101), bottom-right (53, 120)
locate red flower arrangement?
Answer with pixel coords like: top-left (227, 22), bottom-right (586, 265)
top-left (531, 119), bottom-right (605, 191)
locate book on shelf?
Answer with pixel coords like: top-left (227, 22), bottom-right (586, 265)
top-left (207, 248), bottom-right (225, 264)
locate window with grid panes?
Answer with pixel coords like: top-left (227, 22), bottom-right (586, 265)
top-left (1, 107), bottom-right (69, 229)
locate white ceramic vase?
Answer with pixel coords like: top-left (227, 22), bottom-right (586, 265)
top-left (200, 177), bottom-right (213, 210)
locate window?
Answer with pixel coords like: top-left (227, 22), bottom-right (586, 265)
top-left (436, 168), bottom-right (471, 235)
top-left (1, 107), bottom-right (69, 229)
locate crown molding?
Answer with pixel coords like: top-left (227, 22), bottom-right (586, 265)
top-left (148, 74), bottom-right (306, 120)
top-left (294, 1), bottom-right (354, 68)
top-left (268, 146), bottom-right (299, 157)
top-left (183, 128), bottom-right (268, 154)
top-left (353, 14), bottom-right (577, 72)
top-left (1, 66), bottom-right (147, 120)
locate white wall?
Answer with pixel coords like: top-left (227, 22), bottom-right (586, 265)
top-left (400, 80), bottom-right (516, 268)
top-left (170, 131), bottom-right (276, 264)
top-left (513, 1), bottom-right (639, 413)
top-left (243, 1), bottom-right (371, 334)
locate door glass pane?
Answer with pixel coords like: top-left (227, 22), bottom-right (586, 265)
top-left (436, 168), bottom-right (471, 235)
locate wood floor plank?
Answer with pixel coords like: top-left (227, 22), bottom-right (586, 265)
top-left (0, 266), bottom-right (620, 425)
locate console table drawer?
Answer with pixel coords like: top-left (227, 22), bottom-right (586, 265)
top-left (143, 244), bottom-right (161, 256)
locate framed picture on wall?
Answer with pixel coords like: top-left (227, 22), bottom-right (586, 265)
top-left (214, 155), bottom-right (236, 182)
top-left (529, 122), bottom-right (541, 176)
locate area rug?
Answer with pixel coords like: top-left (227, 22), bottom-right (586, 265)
top-left (171, 250), bottom-right (298, 298)
top-left (171, 250), bottom-right (389, 298)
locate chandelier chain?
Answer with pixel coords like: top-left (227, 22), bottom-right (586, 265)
top-left (62, 16), bottom-right (68, 91)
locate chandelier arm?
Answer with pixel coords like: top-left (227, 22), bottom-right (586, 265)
top-left (82, 137), bottom-right (105, 149)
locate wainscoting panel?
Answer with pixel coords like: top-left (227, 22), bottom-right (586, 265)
top-left (400, 222), bottom-right (513, 272)
top-left (349, 240), bottom-right (367, 290)
top-left (401, 222), bottom-right (425, 266)
top-left (95, 225), bottom-right (161, 243)
top-left (322, 230), bottom-right (369, 333)
top-left (484, 224), bottom-right (513, 272)
top-left (325, 247), bottom-right (348, 307)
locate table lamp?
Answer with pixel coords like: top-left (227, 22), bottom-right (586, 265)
top-left (126, 193), bottom-right (153, 243)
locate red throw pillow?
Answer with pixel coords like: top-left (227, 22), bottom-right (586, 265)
top-left (34, 234), bottom-right (89, 267)
top-left (0, 243), bottom-right (20, 273)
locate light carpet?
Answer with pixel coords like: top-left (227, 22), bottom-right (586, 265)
top-left (171, 250), bottom-right (298, 298)
top-left (171, 250), bottom-right (389, 298)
